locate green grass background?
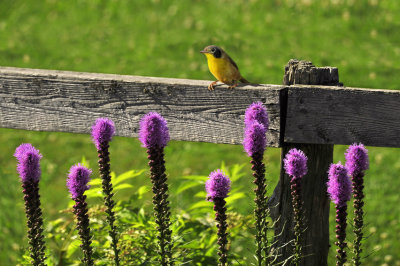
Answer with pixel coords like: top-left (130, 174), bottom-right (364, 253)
top-left (0, 0), bottom-right (399, 265)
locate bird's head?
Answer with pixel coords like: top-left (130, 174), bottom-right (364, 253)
top-left (200, 45), bottom-right (223, 58)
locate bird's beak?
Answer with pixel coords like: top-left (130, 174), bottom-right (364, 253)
top-left (200, 50), bottom-right (207, 54)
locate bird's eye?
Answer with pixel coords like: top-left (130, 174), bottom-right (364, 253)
top-left (211, 48), bottom-right (216, 53)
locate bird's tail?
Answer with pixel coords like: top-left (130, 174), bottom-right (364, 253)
top-left (240, 77), bottom-right (250, 83)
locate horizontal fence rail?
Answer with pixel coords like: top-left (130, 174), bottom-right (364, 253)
top-left (1, 66), bottom-right (400, 148)
top-left (0, 67), bottom-right (282, 146)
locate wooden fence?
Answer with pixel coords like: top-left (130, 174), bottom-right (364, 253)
top-left (1, 60), bottom-right (399, 265)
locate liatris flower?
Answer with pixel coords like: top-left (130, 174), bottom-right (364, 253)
top-left (284, 148), bottom-right (308, 265)
top-left (14, 144), bottom-right (46, 266)
top-left (139, 112), bottom-right (173, 265)
top-left (244, 101), bottom-right (269, 129)
top-left (206, 170), bottom-right (231, 266)
top-left (327, 163), bottom-right (352, 266)
top-left (67, 164), bottom-right (94, 266)
top-left (243, 102), bottom-right (269, 266)
top-left (91, 118), bottom-right (120, 265)
top-left (345, 144), bottom-right (369, 266)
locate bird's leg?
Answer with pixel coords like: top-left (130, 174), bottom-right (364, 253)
top-left (228, 81), bottom-right (238, 89)
top-left (208, 80), bottom-right (218, 91)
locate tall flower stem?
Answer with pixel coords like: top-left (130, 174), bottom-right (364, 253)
top-left (327, 163), bottom-right (352, 266)
top-left (214, 198), bottom-right (228, 266)
top-left (73, 195), bottom-right (94, 266)
top-left (92, 117), bottom-right (120, 265)
top-left (15, 143), bottom-right (46, 266)
top-left (139, 112), bottom-right (173, 265)
top-left (98, 142), bottom-right (120, 265)
top-left (67, 164), bottom-right (94, 266)
top-left (345, 143), bottom-right (368, 266)
top-left (205, 169), bottom-right (231, 266)
top-left (290, 177), bottom-right (303, 265)
top-left (352, 172), bottom-right (364, 266)
top-left (22, 180), bottom-right (46, 266)
top-left (284, 148), bottom-right (308, 265)
top-left (335, 205), bottom-right (348, 266)
top-left (147, 147), bottom-right (173, 265)
top-left (251, 152), bottom-right (268, 266)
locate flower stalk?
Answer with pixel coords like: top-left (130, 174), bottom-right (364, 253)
top-left (243, 102), bottom-right (269, 265)
top-left (67, 164), bottom-right (94, 266)
top-left (14, 143), bottom-right (46, 266)
top-left (92, 118), bottom-right (120, 265)
top-left (206, 169), bottom-right (231, 266)
top-left (139, 112), bottom-right (173, 265)
top-left (284, 148), bottom-right (308, 265)
top-left (345, 144), bottom-right (369, 266)
top-left (327, 163), bottom-right (352, 266)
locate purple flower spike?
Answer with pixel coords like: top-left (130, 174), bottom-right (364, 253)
top-left (91, 117), bottom-right (116, 149)
top-left (243, 122), bottom-right (267, 157)
top-left (139, 112), bottom-right (170, 149)
top-left (67, 163), bottom-right (92, 199)
top-left (14, 143), bottom-right (42, 183)
top-left (205, 169), bottom-right (231, 201)
top-left (327, 163), bottom-right (352, 207)
top-left (284, 148), bottom-right (308, 179)
top-left (345, 143), bottom-right (369, 176)
top-left (244, 102), bottom-right (269, 130)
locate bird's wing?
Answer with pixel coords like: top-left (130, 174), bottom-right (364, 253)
top-left (226, 54), bottom-right (239, 70)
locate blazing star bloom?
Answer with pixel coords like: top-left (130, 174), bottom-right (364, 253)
top-left (205, 169), bottom-right (231, 201)
top-left (284, 148), bottom-right (308, 179)
top-left (345, 143), bottom-right (369, 177)
top-left (139, 112), bottom-right (170, 149)
top-left (91, 118), bottom-right (116, 149)
top-left (327, 163), bottom-right (352, 207)
top-left (243, 121), bottom-right (267, 157)
top-left (67, 164), bottom-right (92, 199)
top-left (14, 143), bottom-right (42, 183)
top-left (244, 102), bottom-right (269, 129)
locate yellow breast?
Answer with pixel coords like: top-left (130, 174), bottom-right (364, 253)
top-left (205, 53), bottom-right (240, 84)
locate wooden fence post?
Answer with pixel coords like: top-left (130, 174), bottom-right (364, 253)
top-left (269, 60), bottom-right (340, 265)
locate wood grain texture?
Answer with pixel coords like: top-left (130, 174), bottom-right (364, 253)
top-left (284, 85), bottom-right (400, 148)
top-left (0, 66), bottom-right (283, 146)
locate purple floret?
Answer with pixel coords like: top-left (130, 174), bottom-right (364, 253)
top-left (345, 143), bottom-right (369, 176)
top-left (243, 122), bottom-right (267, 156)
top-left (244, 102), bottom-right (269, 130)
top-left (284, 148), bottom-right (308, 179)
top-left (205, 169), bottom-right (231, 201)
top-left (14, 143), bottom-right (42, 183)
top-left (327, 163), bottom-right (352, 207)
top-left (91, 118), bottom-right (116, 149)
top-left (139, 112), bottom-right (170, 149)
top-left (67, 163), bottom-right (92, 199)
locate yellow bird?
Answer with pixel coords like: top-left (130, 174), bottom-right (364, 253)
top-left (200, 45), bottom-right (249, 90)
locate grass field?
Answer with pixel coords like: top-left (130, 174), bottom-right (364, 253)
top-left (0, 0), bottom-right (399, 265)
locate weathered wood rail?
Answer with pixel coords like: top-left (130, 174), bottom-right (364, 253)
top-left (1, 62), bottom-right (399, 265)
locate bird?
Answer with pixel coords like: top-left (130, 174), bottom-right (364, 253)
top-left (200, 45), bottom-right (249, 90)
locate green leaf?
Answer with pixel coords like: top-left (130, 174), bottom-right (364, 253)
top-left (85, 187), bottom-right (103, 198)
top-left (226, 192), bottom-right (246, 204)
top-left (194, 191), bottom-right (207, 198)
top-left (137, 185), bottom-right (150, 199)
top-left (113, 169), bottom-right (145, 186)
top-left (80, 156), bottom-right (90, 168)
top-left (176, 181), bottom-right (202, 194)
top-left (188, 201), bottom-right (212, 210)
top-left (66, 239), bottom-right (81, 258)
top-left (114, 183), bottom-right (133, 191)
top-left (89, 178), bottom-right (102, 186)
top-left (182, 175), bottom-right (208, 181)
